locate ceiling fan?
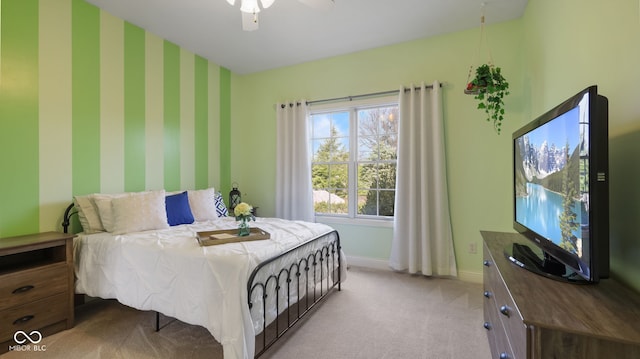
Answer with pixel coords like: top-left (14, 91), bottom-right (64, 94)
top-left (226, 0), bottom-right (335, 31)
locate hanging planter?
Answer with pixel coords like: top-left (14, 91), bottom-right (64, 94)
top-left (466, 63), bottom-right (510, 134)
top-left (464, 4), bottom-right (510, 134)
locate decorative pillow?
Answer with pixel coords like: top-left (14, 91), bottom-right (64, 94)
top-left (74, 194), bottom-right (104, 233)
top-left (111, 190), bottom-right (169, 234)
top-left (215, 191), bottom-right (228, 217)
top-left (165, 191), bottom-right (195, 226)
top-left (187, 187), bottom-right (217, 221)
top-left (94, 192), bottom-right (133, 233)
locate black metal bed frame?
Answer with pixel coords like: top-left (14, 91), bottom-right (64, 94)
top-left (62, 203), bottom-right (78, 234)
top-left (248, 229), bottom-right (341, 357)
top-left (63, 202), bottom-right (342, 358)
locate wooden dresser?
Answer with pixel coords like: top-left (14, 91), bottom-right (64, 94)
top-left (481, 230), bottom-right (640, 359)
top-left (0, 232), bottom-right (74, 353)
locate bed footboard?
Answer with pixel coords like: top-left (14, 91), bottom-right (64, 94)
top-left (248, 229), bottom-right (341, 358)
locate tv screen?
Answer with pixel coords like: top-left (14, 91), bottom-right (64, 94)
top-left (512, 86), bottom-right (609, 283)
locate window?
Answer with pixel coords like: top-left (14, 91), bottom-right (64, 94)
top-left (310, 98), bottom-right (399, 219)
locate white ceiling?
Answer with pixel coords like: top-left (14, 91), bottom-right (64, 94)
top-left (85, 0), bottom-right (528, 75)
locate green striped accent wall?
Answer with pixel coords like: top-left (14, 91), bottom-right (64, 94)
top-left (164, 42), bottom-right (181, 192)
top-left (124, 22), bottom-right (146, 192)
top-left (0, 0), bottom-right (226, 236)
top-left (100, 9), bottom-right (125, 194)
top-left (219, 67), bottom-right (231, 195)
top-left (72, 0), bottom-right (100, 197)
top-left (0, 0), bottom-right (39, 237)
top-left (194, 56), bottom-right (208, 190)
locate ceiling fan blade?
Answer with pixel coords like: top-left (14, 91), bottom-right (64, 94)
top-left (241, 11), bottom-right (259, 31)
top-left (298, 0), bottom-right (334, 11)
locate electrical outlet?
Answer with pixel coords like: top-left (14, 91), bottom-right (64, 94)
top-left (468, 242), bottom-right (477, 254)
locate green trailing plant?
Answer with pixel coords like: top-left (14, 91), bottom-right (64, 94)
top-left (466, 64), bottom-right (510, 134)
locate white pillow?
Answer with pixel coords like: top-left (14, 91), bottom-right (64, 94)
top-left (188, 187), bottom-right (217, 221)
top-left (111, 190), bottom-right (169, 234)
top-left (94, 192), bottom-right (132, 233)
top-left (74, 194), bottom-right (104, 233)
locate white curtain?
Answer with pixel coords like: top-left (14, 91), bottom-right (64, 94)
top-left (275, 102), bottom-right (315, 222)
top-left (389, 81), bottom-right (457, 277)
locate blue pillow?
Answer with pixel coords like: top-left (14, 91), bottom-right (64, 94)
top-left (215, 192), bottom-right (229, 217)
top-left (165, 191), bottom-right (195, 226)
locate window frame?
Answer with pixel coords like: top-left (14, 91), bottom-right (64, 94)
top-left (309, 95), bottom-right (399, 222)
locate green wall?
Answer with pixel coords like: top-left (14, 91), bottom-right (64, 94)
top-left (231, 1), bottom-right (640, 289)
top-left (0, 0), bottom-right (226, 237)
top-left (522, 0), bottom-right (640, 290)
top-left (230, 20), bottom-right (524, 282)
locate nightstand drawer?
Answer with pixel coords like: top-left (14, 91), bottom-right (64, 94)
top-left (0, 292), bottom-right (68, 343)
top-left (0, 262), bottom-right (68, 311)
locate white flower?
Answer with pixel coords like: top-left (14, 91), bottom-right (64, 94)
top-left (234, 202), bottom-right (253, 218)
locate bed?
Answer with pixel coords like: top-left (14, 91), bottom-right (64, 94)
top-left (63, 188), bottom-right (344, 359)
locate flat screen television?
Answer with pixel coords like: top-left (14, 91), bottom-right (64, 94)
top-left (511, 85), bottom-right (609, 283)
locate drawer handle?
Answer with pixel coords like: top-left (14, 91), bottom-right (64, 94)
top-left (12, 285), bottom-right (35, 294)
top-left (483, 260), bottom-right (491, 267)
top-left (483, 291), bottom-right (492, 298)
top-left (483, 322), bottom-right (491, 330)
top-left (499, 352), bottom-right (510, 359)
top-left (13, 315), bottom-right (35, 325)
top-left (499, 305), bottom-right (510, 317)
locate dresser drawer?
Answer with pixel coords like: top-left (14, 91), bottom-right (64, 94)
top-left (484, 243), bottom-right (527, 359)
top-left (0, 262), bottom-right (68, 311)
top-left (0, 292), bottom-right (68, 343)
top-left (488, 267), bottom-right (526, 358)
top-left (484, 286), bottom-right (518, 359)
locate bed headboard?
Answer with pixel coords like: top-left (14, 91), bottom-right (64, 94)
top-left (62, 203), bottom-right (77, 234)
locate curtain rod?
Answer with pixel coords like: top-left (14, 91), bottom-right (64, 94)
top-left (306, 82), bottom-right (443, 106)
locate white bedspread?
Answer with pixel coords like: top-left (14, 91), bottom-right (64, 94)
top-left (73, 217), bottom-right (340, 359)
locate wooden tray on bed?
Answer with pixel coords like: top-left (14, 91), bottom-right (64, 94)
top-left (196, 228), bottom-right (271, 246)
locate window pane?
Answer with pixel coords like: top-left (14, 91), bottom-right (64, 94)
top-left (378, 162), bottom-right (396, 189)
top-left (311, 164), bottom-right (328, 189)
top-left (358, 189), bottom-right (395, 216)
top-left (311, 139), bottom-right (324, 162)
top-left (358, 136), bottom-right (376, 161)
top-left (379, 143), bottom-right (396, 160)
top-left (333, 113), bottom-right (349, 137)
top-left (378, 106), bottom-right (399, 135)
top-left (311, 114), bottom-right (330, 138)
top-left (357, 109), bottom-right (379, 137)
top-left (358, 110), bottom-right (379, 159)
top-left (331, 136), bottom-right (349, 161)
top-left (328, 163), bottom-right (348, 189)
top-left (379, 190), bottom-right (395, 216)
top-left (358, 162), bottom-right (396, 190)
top-left (313, 189), bottom-right (348, 215)
top-left (358, 190), bottom-right (378, 215)
top-left (313, 133), bottom-right (348, 162)
top-left (357, 162), bottom-right (375, 190)
top-left (330, 190), bottom-right (348, 214)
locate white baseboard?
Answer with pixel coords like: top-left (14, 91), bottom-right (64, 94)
top-left (345, 255), bottom-right (391, 271)
top-left (457, 270), bottom-right (483, 284)
top-left (345, 255), bottom-right (483, 284)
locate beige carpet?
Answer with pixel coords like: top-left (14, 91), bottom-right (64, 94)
top-left (1, 266), bottom-right (490, 359)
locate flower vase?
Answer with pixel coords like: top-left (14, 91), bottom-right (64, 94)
top-left (238, 217), bottom-right (250, 237)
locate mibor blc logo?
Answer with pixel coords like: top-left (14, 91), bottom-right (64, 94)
top-left (8, 330), bottom-right (47, 352)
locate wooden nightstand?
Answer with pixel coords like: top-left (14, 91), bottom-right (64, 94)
top-left (0, 232), bottom-right (74, 353)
